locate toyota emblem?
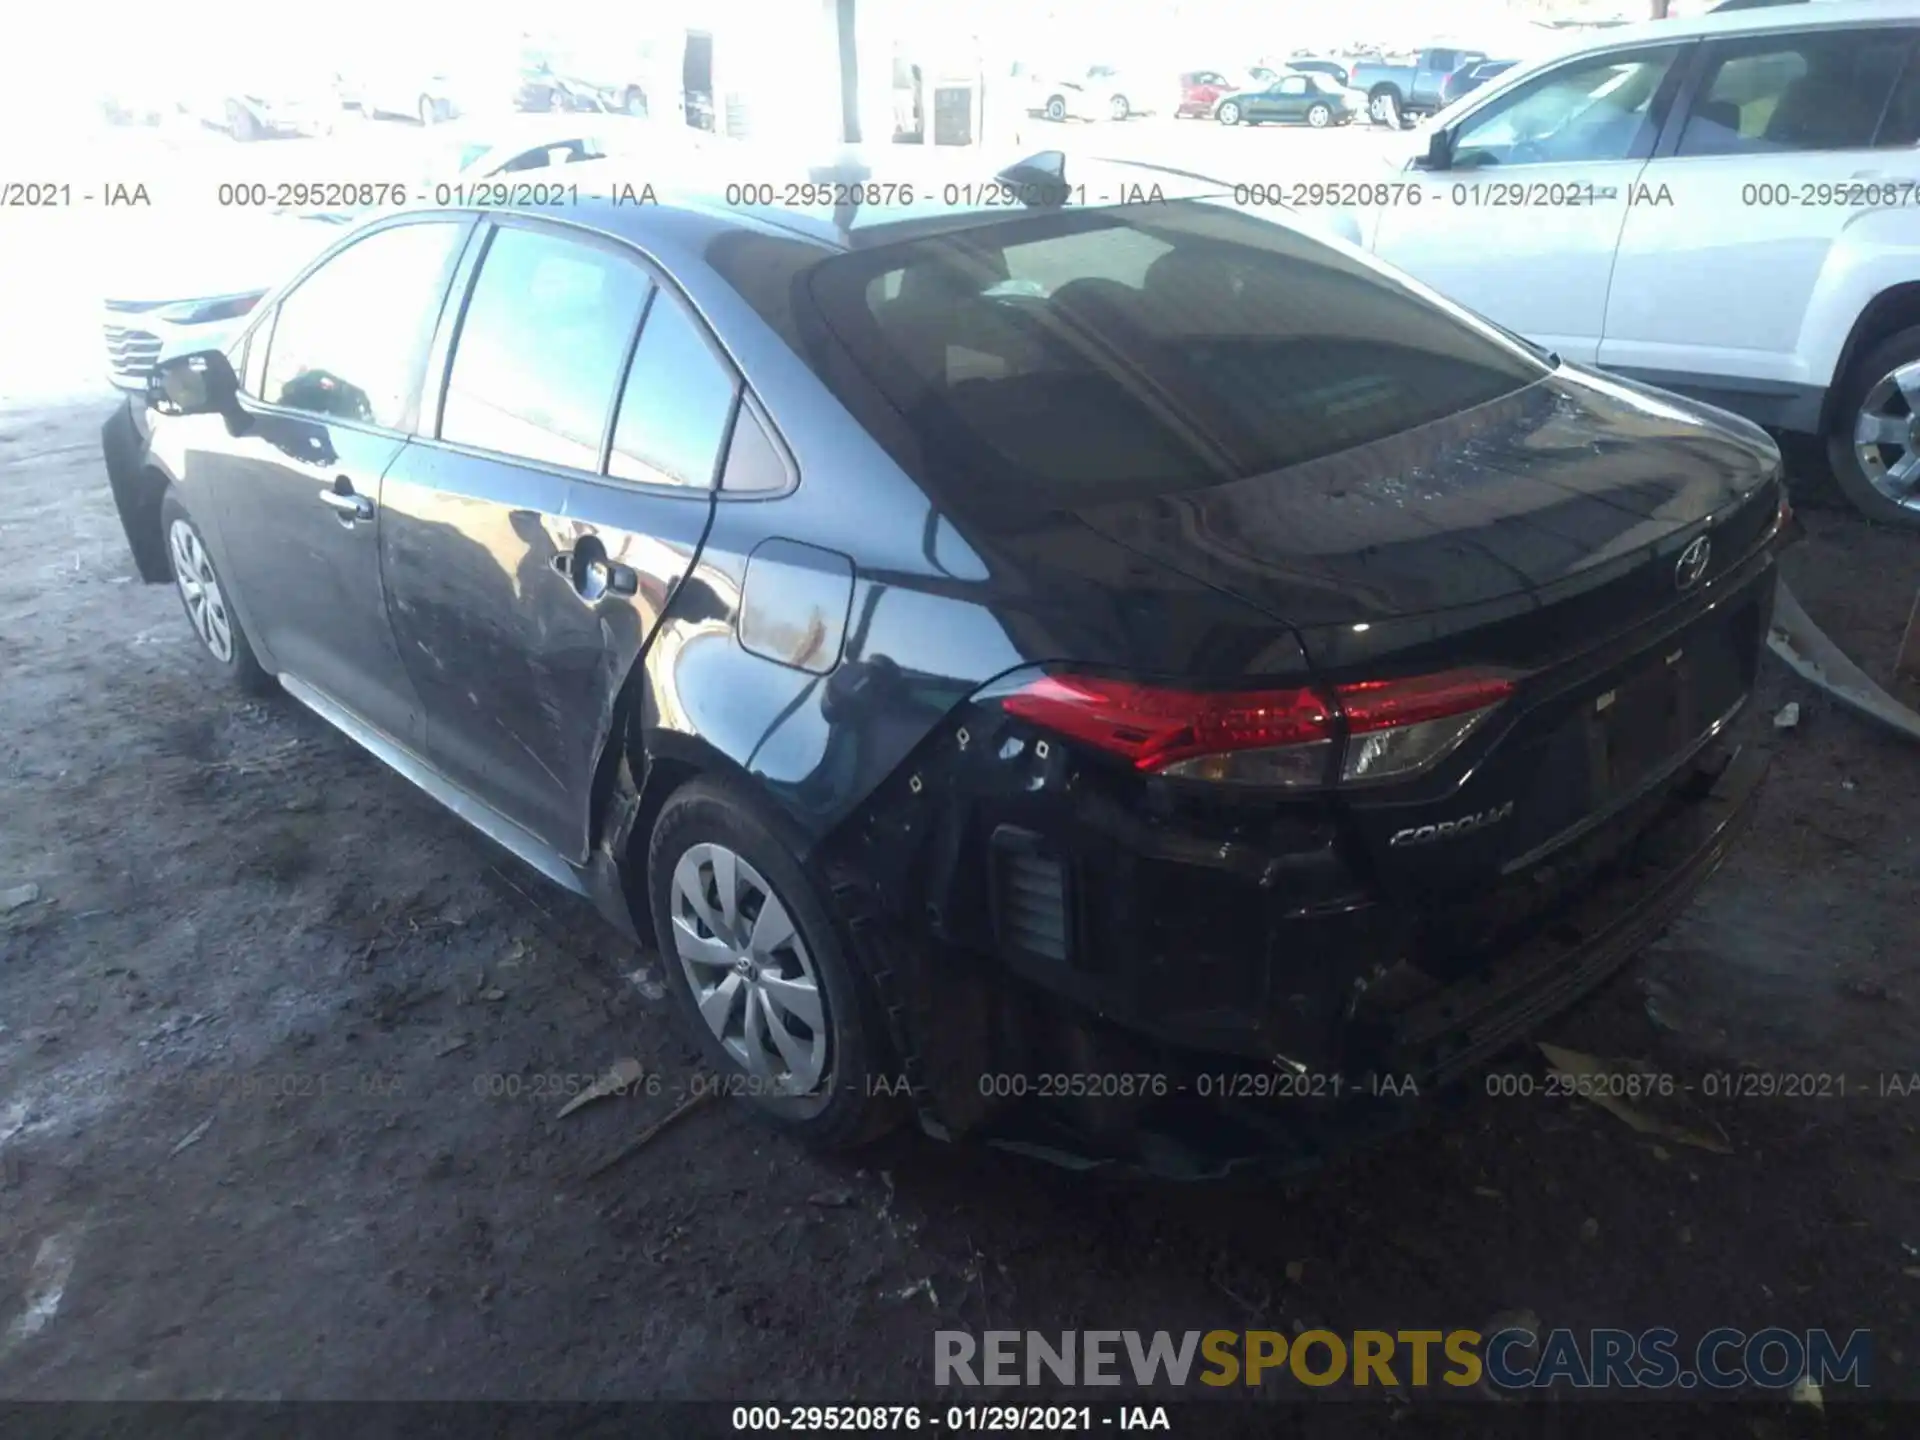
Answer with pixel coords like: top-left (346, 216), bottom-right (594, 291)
top-left (1675, 535), bottom-right (1711, 593)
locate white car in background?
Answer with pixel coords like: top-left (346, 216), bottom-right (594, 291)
top-left (400, 113), bottom-right (718, 187)
top-left (101, 213), bottom-right (351, 402)
top-left (1345, 0), bottom-right (1920, 526)
top-left (1023, 64), bottom-right (1158, 122)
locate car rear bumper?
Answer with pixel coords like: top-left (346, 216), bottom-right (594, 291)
top-left (834, 671), bottom-right (1769, 1177)
top-left (1358, 743), bottom-right (1764, 1089)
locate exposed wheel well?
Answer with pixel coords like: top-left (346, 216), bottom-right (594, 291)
top-left (1823, 283), bottom-right (1920, 432)
top-left (583, 669), bottom-right (742, 942)
top-left (122, 463), bottom-right (175, 583)
top-left (621, 752), bottom-right (698, 931)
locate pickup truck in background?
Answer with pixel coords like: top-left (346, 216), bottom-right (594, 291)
top-left (1349, 46), bottom-right (1487, 126)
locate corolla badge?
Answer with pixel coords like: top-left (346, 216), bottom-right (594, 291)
top-left (1389, 800), bottom-right (1515, 848)
top-left (1675, 534), bottom-right (1711, 593)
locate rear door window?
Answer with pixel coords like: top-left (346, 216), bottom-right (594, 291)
top-left (606, 293), bottom-right (740, 489)
top-left (804, 202), bottom-right (1550, 503)
top-left (1677, 28), bottom-right (1917, 156)
top-left (440, 226), bottom-right (653, 471)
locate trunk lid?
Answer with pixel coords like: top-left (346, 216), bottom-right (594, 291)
top-left (1070, 364), bottom-right (1785, 903)
top-left (1065, 364), bottom-right (1779, 662)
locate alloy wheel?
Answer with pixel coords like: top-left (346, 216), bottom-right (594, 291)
top-left (168, 518), bottom-right (234, 663)
top-left (1109, 94), bottom-right (1129, 121)
top-left (1218, 102), bottom-right (1240, 125)
top-left (1853, 360), bottom-right (1920, 509)
top-left (668, 842), bottom-right (829, 1095)
top-left (1308, 104), bottom-right (1331, 128)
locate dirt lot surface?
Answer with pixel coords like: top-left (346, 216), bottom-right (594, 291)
top-left (3, 380), bottom-right (1919, 1427)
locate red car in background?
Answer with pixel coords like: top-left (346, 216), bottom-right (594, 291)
top-left (1176, 69), bottom-right (1240, 118)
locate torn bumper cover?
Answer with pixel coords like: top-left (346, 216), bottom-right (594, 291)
top-left (828, 735), bottom-right (1768, 1180)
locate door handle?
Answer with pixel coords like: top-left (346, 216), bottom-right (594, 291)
top-left (318, 485), bottom-right (374, 523)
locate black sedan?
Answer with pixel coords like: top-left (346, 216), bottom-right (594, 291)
top-left (102, 156), bottom-right (1788, 1175)
top-left (1215, 73), bottom-right (1358, 127)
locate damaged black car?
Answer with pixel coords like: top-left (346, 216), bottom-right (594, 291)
top-left (103, 157), bottom-right (1791, 1176)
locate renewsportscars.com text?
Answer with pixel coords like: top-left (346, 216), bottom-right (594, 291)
top-left (935, 1327), bottom-right (1871, 1391)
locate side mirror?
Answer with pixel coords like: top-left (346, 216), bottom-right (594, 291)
top-left (150, 350), bottom-right (240, 419)
top-left (1415, 128), bottom-right (1453, 171)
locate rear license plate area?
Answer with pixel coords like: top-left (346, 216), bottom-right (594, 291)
top-left (1590, 659), bottom-right (1683, 796)
top-left (1587, 603), bottom-right (1754, 801)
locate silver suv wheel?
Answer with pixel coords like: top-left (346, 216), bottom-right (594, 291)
top-left (1852, 359), bottom-right (1920, 508)
top-left (169, 517), bottom-right (234, 663)
top-left (668, 842), bottom-right (828, 1095)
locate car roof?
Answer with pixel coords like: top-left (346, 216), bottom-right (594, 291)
top-left (637, 148), bottom-right (1247, 245)
top-left (404, 149), bottom-right (1266, 274)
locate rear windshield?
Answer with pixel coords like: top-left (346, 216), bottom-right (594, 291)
top-left (794, 201), bottom-right (1549, 506)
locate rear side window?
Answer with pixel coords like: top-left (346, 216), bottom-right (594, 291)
top-left (441, 226), bottom-right (653, 471)
top-left (1677, 28), bottom-right (1917, 156)
top-left (801, 201), bottom-right (1549, 504)
top-left (606, 294), bottom-right (740, 488)
top-left (718, 404), bottom-right (790, 495)
top-left (262, 220), bottom-right (465, 429)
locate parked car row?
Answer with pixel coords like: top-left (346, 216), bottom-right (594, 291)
top-left (98, 49), bottom-right (684, 139)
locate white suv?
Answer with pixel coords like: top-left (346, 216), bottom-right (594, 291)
top-left (1353, 0), bottom-right (1920, 525)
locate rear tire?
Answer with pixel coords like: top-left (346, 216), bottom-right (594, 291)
top-left (1826, 323), bottom-right (1920, 529)
top-left (623, 85), bottom-right (647, 116)
top-left (1369, 89), bottom-right (1401, 127)
top-left (1109, 94), bottom-right (1130, 121)
top-left (160, 491), bottom-right (274, 696)
top-left (648, 778), bottom-right (904, 1152)
top-left (1045, 95), bottom-right (1066, 122)
top-left (228, 102), bottom-right (261, 142)
top-left (1307, 103), bottom-right (1332, 128)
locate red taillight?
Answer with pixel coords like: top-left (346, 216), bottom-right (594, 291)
top-left (993, 667), bottom-right (1516, 788)
top-left (997, 675), bottom-right (1333, 772)
top-left (1335, 671), bottom-right (1517, 733)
